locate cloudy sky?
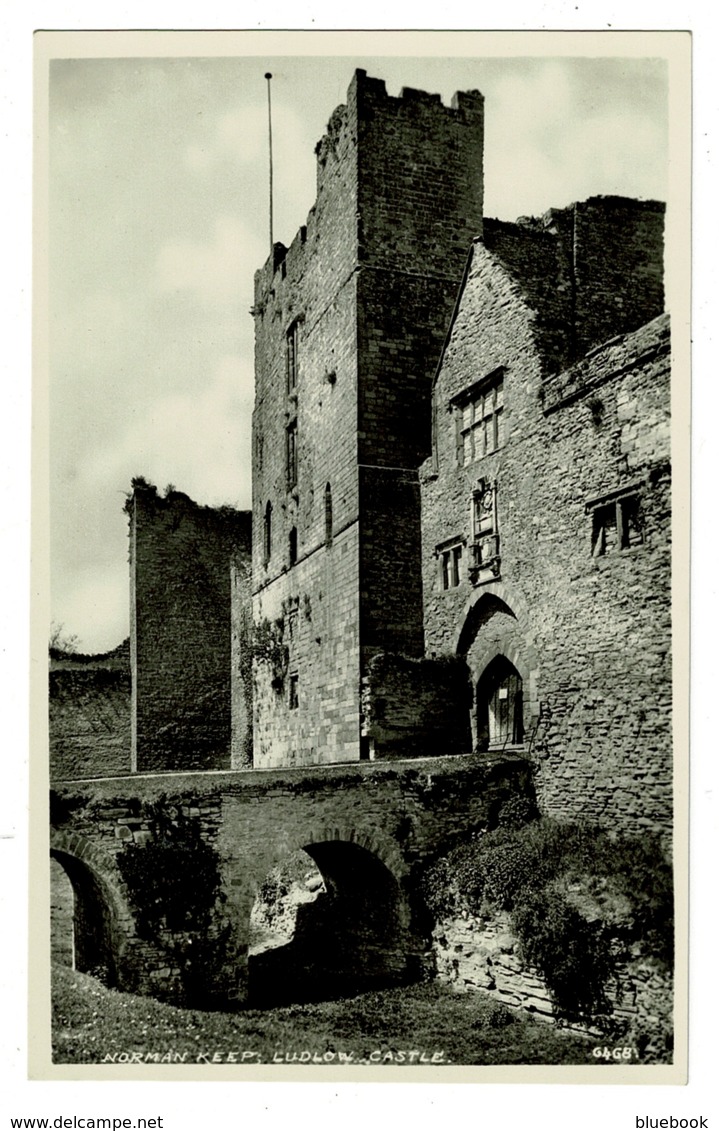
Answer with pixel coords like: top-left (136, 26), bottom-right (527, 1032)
top-left (47, 44), bottom-right (669, 652)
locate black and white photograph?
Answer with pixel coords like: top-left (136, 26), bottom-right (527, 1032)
top-left (31, 29), bottom-right (690, 1082)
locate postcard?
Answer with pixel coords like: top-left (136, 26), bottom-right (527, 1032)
top-left (30, 28), bottom-right (691, 1083)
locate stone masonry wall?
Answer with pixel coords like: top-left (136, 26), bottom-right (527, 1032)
top-left (432, 911), bottom-right (673, 1049)
top-left (359, 465), bottom-right (424, 662)
top-left (129, 483), bottom-right (252, 773)
top-left (251, 76), bottom-right (361, 767)
top-left (483, 197), bottom-right (665, 376)
top-left (355, 77), bottom-right (484, 470)
top-left (421, 209), bottom-right (671, 834)
top-left (568, 197), bottom-right (665, 361)
top-left (49, 641), bottom-right (131, 781)
top-left (252, 523), bottom-right (361, 767)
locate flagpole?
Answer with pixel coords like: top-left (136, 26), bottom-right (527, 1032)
top-left (265, 72), bottom-right (274, 252)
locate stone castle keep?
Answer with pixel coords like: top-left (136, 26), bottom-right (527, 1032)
top-left (49, 70), bottom-right (672, 1009)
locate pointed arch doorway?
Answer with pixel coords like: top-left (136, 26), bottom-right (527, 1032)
top-left (476, 655), bottom-right (524, 751)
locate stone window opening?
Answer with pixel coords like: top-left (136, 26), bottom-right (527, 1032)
top-left (324, 483), bottom-right (333, 546)
top-left (286, 320), bottom-right (300, 394)
top-left (288, 672), bottom-right (299, 710)
top-left (588, 490), bottom-right (643, 556)
top-left (437, 541), bottom-right (463, 590)
top-left (469, 480), bottom-right (500, 585)
top-left (287, 604), bottom-right (299, 642)
top-left (289, 526), bottom-right (298, 566)
top-left (452, 368), bottom-right (505, 466)
top-left (263, 501), bottom-right (272, 565)
top-left (286, 420), bottom-right (298, 491)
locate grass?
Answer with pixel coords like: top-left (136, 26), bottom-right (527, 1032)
top-left (52, 964), bottom-right (600, 1066)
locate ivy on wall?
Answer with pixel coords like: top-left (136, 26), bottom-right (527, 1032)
top-left (252, 617), bottom-right (289, 692)
top-left (116, 797), bottom-right (230, 1006)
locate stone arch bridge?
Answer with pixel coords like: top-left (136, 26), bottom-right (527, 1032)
top-left (50, 752), bottom-right (532, 1009)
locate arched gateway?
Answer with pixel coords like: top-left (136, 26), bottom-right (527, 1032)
top-left (49, 829), bottom-right (138, 989)
top-left (454, 583), bottom-right (539, 752)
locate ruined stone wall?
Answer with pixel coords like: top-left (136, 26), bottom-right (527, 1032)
top-left (251, 70), bottom-right (484, 766)
top-left (129, 483), bottom-right (252, 773)
top-left (568, 196), bottom-right (665, 360)
top-left (361, 652), bottom-right (472, 759)
top-left (432, 911), bottom-right (672, 1052)
top-left (421, 213), bottom-right (671, 833)
top-left (49, 642), bottom-right (131, 781)
top-left (482, 196), bottom-right (665, 376)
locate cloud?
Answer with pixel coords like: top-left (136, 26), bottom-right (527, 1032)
top-left (54, 563), bottom-right (130, 654)
top-left (180, 98), bottom-right (317, 248)
top-left (483, 60), bottom-right (667, 218)
top-left (77, 353), bottom-right (254, 510)
top-left (155, 215), bottom-right (266, 306)
top-left (184, 99), bottom-right (309, 170)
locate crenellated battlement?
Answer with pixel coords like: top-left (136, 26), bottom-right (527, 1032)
top-left (254, 69), bottom-right (484, 308)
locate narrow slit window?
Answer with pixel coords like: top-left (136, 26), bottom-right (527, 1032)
top-left (286, 421), bottom-right (298, 490)
top-left (263, 501), bottom-right (272, 564)
top-left (286, 321), bottom-right (299, 393)
top-left (324, 483), bottom-right (333, 545)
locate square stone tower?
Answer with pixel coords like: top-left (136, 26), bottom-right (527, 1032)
top-left (251, 70), bottom-right (484, 767)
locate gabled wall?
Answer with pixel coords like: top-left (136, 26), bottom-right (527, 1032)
top-left (421, 203), bottom-right (671, 832)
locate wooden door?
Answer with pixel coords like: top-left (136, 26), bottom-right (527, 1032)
top-left (488, 670), bottom-right (521, 747)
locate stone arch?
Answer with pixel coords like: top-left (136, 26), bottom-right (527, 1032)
top-left (453, 583), bottom-right (540, 749)
top-left (287, 824), bottom-right (409, 888)
top-left (49, 828), bottom-right (137, 987)
top-left (246, 827), bottom-right (428, 1007)
top-left (453, 580), bottom-right (531, 655)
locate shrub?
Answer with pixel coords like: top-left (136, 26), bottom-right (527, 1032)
top-left (512, 889), bottom-right (613, 1023)
top-left (419, 816), bottom-right (673, 1030)
top-left (494, 793), bottom-right (540, 830)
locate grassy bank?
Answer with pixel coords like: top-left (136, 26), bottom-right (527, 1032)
top-left (52, 965), bottom-right (597, 1066)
